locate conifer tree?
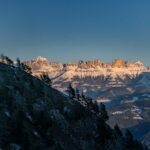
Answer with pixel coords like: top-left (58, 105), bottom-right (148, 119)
top-left (81, 91), bottom-right (86, 100)
top-left (67, 84), bottom-right (75, 98)
top-left (114, 124), bottom-right (123, 137)
top-left (0, 54), bottom-right (13, 65)
top-left (99, 103), bottom-right (109, 122)
top-left (16, 58), bottom-right (32, 74)
top-left (5, 56), bottom-right (13, 65)
top-left (16, 57), bottom-right (21, 67)
top-left (76, 88), bottom-right (80, 100)
top-left (0, 54), bottom-right (5, 63)
top-left (86, 97), bottom-right (93, 108)
top-left (125, 129), bottom-right (135, 150)
top-left (40, 73), bottom-right (52, 86)
top-left (92, 101), bottom-right (99, 114)
top-left (20, 63), bottom-right (32, 74)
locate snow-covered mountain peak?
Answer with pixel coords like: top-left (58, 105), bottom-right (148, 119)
top-left (25, 57), bottom-right (148, 78)
top-left (134, 60), bottom-right (144, 66)
top-left (34, 56), bottom-right (48, 62)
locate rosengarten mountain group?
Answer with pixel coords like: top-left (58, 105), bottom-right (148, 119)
top-left (0, 54), bottom-right (149, 150)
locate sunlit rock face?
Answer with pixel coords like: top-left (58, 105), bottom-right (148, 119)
top-left (26, 56), bottom-right (146, 77)
top-left (25, 57), bottom-right (149, 101)
top-left (25, 56), bottom-right (64, 78)
top-left (25, 57), bottom-right (149, 93)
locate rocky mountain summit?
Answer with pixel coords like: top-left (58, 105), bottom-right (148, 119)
top-left (25, 56), bottom-right (149, 95)
top-left (25, 56), bottom-right (147, 79)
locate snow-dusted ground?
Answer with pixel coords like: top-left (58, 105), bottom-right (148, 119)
top-left (111, 111), bottom-right (124, 115)
top-left (97, 99), bottom-right (112, 103)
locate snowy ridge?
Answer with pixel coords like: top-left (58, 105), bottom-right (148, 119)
top-left (25, 56), bottom-right (150, 100)
top-left (25, 56), bottom-right (149, 79)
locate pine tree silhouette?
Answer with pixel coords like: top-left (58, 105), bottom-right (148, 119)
top-left (40, 73), bottom-right (52, 86)
top-left (99, 103), bottom-right (109, 122)
top-left (67, 84), bottom-right (75, 98)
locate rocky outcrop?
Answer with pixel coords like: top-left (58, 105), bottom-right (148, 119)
top-left (25, 56), bottom-right (147, 77)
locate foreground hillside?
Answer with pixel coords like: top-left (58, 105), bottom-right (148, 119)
top-left (0, 62), bottom-right (146, 150)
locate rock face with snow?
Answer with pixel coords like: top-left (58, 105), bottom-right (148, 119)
top-left (25, 56), bottom-right (149, 95)
top-left (26, 57), bottom-right (146, 78)
top-left (25, 56), bottom-right (64, 78)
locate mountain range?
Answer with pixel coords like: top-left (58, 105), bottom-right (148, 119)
top-left (25, 56), bottom-right (150, 148)
top-left (0, 62), bottom-right (146, 150)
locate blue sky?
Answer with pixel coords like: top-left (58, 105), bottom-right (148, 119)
top-left (0, 0), bottom-right (150, 66)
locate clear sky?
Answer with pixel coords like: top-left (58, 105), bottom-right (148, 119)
top-left (0, 0), bottom-right (150, 66)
